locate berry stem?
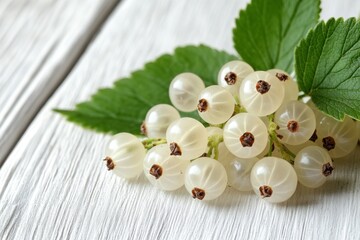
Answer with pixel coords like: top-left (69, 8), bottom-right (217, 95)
top-left (267, 114), bottom-right (296, 164)
top-left (207, 134), bottom-right (224, 160)
top-left (234, 104), bottom-right (247, 115)
top-left (142, 138), bottom-right (167, 150)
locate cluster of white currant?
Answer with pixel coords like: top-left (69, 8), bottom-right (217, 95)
top-left (103, 60), bottom-right (360, 203)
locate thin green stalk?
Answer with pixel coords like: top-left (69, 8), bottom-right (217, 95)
top-left (267, 113), bottom-right (295, 164)
top-left (142, 138), bottom-right (167, 150)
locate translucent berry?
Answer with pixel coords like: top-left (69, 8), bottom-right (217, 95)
top-left (239, 71), bottom-right (285, 116)
top-left (274, 101), bottom-right (316, 145)
top-left (217, 60), bottom-right (254, 98)
top-left (143, 144), bottom-right (189, 191)
top-left (251, 157), bottom-right (297, 203)
top-left (142, 104), bottom-right (180, 138)
top-left (169, 73), bottom-right (205, 112)
top-left (104, 133), bottom-right (145, 179)
top-left (294, 146), bottom-right (333, 188)
top-left (267, 69), bottom-right (299, 104)
top-left (315, 114), bottom-right (357, 158)
top-left (197, 85), bottom-right (235, 124)
top-left (223, 156), bottom-right (259, 191)
top-left (184, 157), bottom-right (227, 201)
top-left (224, 113), bottom-right (268, 158)
top-left (166, 118), bottom-right (207, 160)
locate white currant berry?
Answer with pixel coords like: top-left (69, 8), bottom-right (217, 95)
top-left (251, 157), bottom-right (297, 203)
top-left (223, 157), bottom-right (259, 191)
top-left (104, 133), bottom-right (145, 179)
top-left (143, 144), bottom-right (189, 191)
top-left (141, 104), bottom-right (180, 138)
top-left (184, 157), bottom-right (227, 201)
top-left (294, 146), bottom-right (333, 188)
top-left (166, 117), bottom-right (207, 160)
top-left (267, 69), bottom-right (299, 104)
top-left (239, 71), bottom-right (285, 116)
top-left (217, 60), bottom-right (254, 98)
top-left (315, 114), bottom-right (357, 158)
top-left (224, 113), bottom-right (268, 158)
top-left (197, 85), bottom-right (235, 124)
top-left (169, 73), bottom-right (205, 112)
top-left (274, 100), bottom-right (316, 145)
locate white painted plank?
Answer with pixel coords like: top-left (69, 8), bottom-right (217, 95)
top-left (0, 0), bottom-right (119, 163)
top-left (0, 0), bottom-right (359, 239)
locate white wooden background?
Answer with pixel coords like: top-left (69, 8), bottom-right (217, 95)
top-left (0, 0), bottom-right (359, 239)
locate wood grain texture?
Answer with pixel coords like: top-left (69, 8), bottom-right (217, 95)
top-left (0, 0), bottom-right (359, 239)
top-left (0, 0), bottom-right (119, 164)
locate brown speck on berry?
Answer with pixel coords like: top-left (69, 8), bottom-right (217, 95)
top-left (192, 187), bottom-right (206, 200)
top-left (170, 142), bottom-right (182, 156)
top-left (322, 162), bottom-right (334, 177)
top-left (259, 185), bottom-right (272, 198)
top-left (224, 72), bottom-right (237, 85)
top-left (256, 80), bottom-right (271, 94)
top-left (309, 130), bottom-right (318, 142)
top-left (149, 164), bottom-right (163, 179)
top-left (200, 152), bottom-right (208, 157)
top-left (277, 134), bottom-right (284, 139)
top-left (103, 156), bottom-right (115, 171)
top-left (322, 136), bottom-right (336, 151)
top-left (287, 120), bottom-right (299, 133)
top-left (240, 132), bottom-right (255, 147)
top-left (275, 73), bottom-right (288, 81)
top-left (197, 99), bottom-right (208, 112)
top-left (140, 121), bottom-right (147, 136)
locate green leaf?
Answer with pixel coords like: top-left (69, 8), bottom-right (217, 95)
top-left (55, 45), bottom-right (237, 134)
top-left (233, 0), bottom-right (320, 73)
top-left (295, 18), bottom-right (360, 120)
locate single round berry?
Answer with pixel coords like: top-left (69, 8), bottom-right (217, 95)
top-left (315, 114), bottom-right (357, 158)
top-left (169, 73), bottom-right (205, 112)
top-left (224, 113), bottom-right (268, 158)
top-left (251, 157), bottom-right (297, 203)
top-left (274, 101), bottom-right (316, 145)
top-left (184, 157), bottom-right (227, 201)
top-left (356, 121), bottom-right (360, 141)
top-left (166, 118), bottom-right (207, 160)
top-left (218, 60), bottom-right (254, 98)
top-left (197, 85), bottom-right (235, 124)
top-left (294, 146), bottom-right (333, 188)
top-left (104, 133), bottom-right (145, 179)
top-left (143, 144), bottom-right (190, 191)
top-left (222, 156), bottom-right (259, 191)
top-left (268, 69), bottom-right (299, 104)
top-left (239, 71), bottom-right (285, 116)
top-left (142, 104), bottom-right (180, 138)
